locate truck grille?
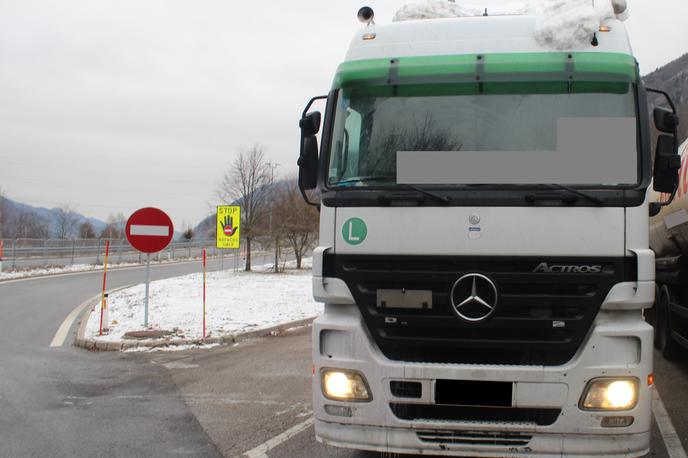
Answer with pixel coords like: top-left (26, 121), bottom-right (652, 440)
top-left (416, 430), bottom-right (532, 447)
top-left (323, 254), bottom-right (635, 365)
top-left (391, 403), bottom-right (560, 425)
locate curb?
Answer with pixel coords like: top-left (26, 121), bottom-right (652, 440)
top-left (74, 293), bottom-right (316, 352)
top-left (74, 284), bottom-right (134, 350)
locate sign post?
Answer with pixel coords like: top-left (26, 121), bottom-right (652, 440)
top-left (144, 253), bottom-right (150, 327)
top-left (0, 239), bottom-right (3, 272)
top-left (125, 207), bottom-right (174, 328)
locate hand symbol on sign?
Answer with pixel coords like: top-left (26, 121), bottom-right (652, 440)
top-left (222, 215), bottom-right (238, 236)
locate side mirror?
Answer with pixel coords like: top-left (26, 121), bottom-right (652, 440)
top-left (652, 134), bottom-right (681, 193)
top-left (653, 107), bottom-right (679, 133)
top-left (297, 95), bottom-right (327, 207)
top-left (298, 111), bottom-right (322, 192)
top-left (299, 111), bottom-right (321, 136)
top-left (298, 135), bottom-right (318, 190)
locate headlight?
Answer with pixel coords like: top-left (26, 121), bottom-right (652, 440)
top-left (321, 369), bottom-right (371, 402)
top-left (580, 377), bottom-right (639, 410)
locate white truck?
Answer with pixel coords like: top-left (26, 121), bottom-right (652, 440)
top-left (297, 5), bottom-right (681, 457)
top-left (649, 138), bottom-right (688, 358)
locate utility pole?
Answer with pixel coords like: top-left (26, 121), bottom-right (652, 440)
top-left (267, 162), bottom-right (280, 271)
top-left (267, 162), bottom-right (281, 233)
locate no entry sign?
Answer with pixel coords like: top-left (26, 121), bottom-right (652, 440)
top-left (126, 207), bottom-right (174, 253)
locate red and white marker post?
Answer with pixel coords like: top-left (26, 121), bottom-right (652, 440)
top-left (99, 240), bottom-right (110, 335)
top-left (125, 207), bottom-right (174, 328)
top-left (202, 248), bottom-right (207, 338)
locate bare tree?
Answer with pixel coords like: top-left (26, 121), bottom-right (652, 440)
top-left (79, 221), bottom-right (97, 239)
top-left (361, 113), bottom-right (462, 177)
top-left (54, 203), bottom-right (79, 239)
top-left (217, 145), bottom-right (272, 271)
top-left (100, 213), bottom-right (126, 239)
top-left (12, 209), bottom-right (50, 239)
top-left (273, 179), bottom-right (319, 269)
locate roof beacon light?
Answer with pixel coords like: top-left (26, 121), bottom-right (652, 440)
top-left (358, 6), bottom-right (375, 26)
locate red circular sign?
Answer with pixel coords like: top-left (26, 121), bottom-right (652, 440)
top-left (125, 207), bottom-right (174, 253)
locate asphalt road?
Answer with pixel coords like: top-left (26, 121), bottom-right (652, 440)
top-left (152, 326), bottom-right (688, 458)
top-left (1, 262), bottom-right (687, 457)
top-left (0, 260), bottom-right (228, 457)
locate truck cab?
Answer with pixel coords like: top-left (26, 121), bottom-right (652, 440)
top-left (298, 9), bottom-right (681, 457)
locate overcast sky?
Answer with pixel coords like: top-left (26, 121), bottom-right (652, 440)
top-left (1, 0), bottom-right (687, 229)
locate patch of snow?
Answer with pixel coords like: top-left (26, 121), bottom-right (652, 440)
top-left (394, 1), bottom-right (481, 21)
top-left (125, 343), bottom-right (221, 353)
top-left (85, 258), bottom-right (321, 346)
top-left (0, 258), bottom-right (188, 281)
top-left (393, 0), bottom-right (624, 50)
top-left (534, 0), bottom-right (614, 50)
top-left (0, 264), bottom-right (98, 280)
top-left (393, 1), bottom-right (535, 22)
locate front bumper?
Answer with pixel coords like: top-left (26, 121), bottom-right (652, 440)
top-left (316, 421), bottom-right (650, 457)
top-left (312, 303), bottom-right (653, 457)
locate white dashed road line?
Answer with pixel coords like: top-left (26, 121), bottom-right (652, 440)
top-left (243, 416), bottom-right (314, 458)
top-left (653, 388), bottom-right (688, 458)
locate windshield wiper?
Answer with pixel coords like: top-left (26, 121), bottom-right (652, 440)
top-left (333, 176), bottom-right (451, 204)
top-left (544, 184), bottom-right (603, 205)
top-left (401, 185), bottom-right (451, 204)
top-left (333, 175), bottom-right (396, 186)
top-left (377, 186), bottom-right (451, 206)
top-left (525, 185), bottom-right (603, 205)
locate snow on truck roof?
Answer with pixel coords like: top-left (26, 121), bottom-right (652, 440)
top-left (344, 15), bottom-right (633, 62)
top-left (334, 13), bottom-right (637, 92)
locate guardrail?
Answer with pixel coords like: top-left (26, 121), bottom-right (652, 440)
top-left (0, 238), bottom-right (252, 270)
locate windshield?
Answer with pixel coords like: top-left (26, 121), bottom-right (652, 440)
top-left (327, 86), bottom-right (638, 188)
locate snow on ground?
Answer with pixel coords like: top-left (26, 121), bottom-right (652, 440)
top-left (85, 259), bottom-right (322, 345)
top-left (0, 257), bottom-right (202, 281)
top-left (0, 264), bottom-right (102, 280)
top-left (124, 343), bottom-right (222, 353)
top-left (393, 0), bottom-right (625, 50)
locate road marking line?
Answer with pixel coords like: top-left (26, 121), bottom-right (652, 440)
top-left (653, 388), bottom-right (688, 458)
top-left (243, 416), bottom-right (314, 458)
top-left (49, 293), bottom-right (100, 347)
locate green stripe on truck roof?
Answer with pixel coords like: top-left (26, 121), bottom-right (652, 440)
top-left (333, 52), bottom-right (638, 89)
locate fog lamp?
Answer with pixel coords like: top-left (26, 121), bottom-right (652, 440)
top-left (321, 369), bottom-right (371, 401)
top-left (580, 377), bottom-right (638, 410)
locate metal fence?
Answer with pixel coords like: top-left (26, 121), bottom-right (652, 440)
top-left (0, 238), bottom-right (267, 271)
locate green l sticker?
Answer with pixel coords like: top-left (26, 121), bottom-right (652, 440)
top-left (342, 217), bottom-right (367, 245)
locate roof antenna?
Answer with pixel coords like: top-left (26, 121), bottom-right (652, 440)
top-left (483, 8), bottom-right (488, 16)
top-left (591, 32), bottom-right (599, 46)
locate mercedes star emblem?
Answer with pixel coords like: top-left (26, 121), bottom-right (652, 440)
top-left (450, 273), bottom-right (498, 322)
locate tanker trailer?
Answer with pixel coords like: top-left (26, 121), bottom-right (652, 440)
top-left (650, 138), bottom-right (688, 358)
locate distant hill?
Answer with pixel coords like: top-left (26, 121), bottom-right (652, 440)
top-left (0, 195), bottom-right (107, 239)
top-left (642, 53), bottom-right (688, 143)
